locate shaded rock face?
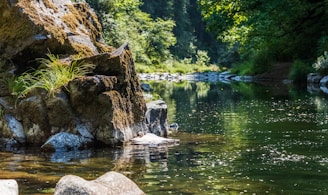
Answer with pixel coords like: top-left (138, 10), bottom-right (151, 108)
top-left (145, 100), bottom-right (169, 137)
top-left (68, 44), bottom-right (147, 145)
top-left (0, 0), bottom-right (151, 148)
top-left (55, 171), bottom-right (145, 195)
top-left (11, 44), bottom-right (148, 147)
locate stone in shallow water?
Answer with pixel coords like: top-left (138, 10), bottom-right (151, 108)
top-left (54, 171), bottom-right (144, 195)
top-left (0, 179), bottom-right (18, 195)
top-left (131, 133), bottom-right (179, 146)
top-left (41, 132), bottom-right (92, 151)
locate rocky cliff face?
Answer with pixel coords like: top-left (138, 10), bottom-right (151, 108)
top-left (0, 0), bottom-right (156, 148)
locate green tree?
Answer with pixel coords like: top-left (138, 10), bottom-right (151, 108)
top-left (84, 0), bottom-right (176, 65)
top-left (141, 0), bottom-right (225, 65)
top-left (198, 0), bottom-right (328, 63)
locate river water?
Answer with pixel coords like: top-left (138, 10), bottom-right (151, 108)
top-left (1, 81), bottom-right (328, 194)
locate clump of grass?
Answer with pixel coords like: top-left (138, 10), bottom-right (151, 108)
top-left (11, 53), bottom-right (95, 98)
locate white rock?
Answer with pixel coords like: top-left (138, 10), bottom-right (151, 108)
top-left (55, 171), bottom-right (144, 195)
top-left (131, 133), bottom-right (179, 146)
top-left (0, 179), bottom-right (18, 195)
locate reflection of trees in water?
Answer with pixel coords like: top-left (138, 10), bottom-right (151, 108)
top-left (195, 82), bottom-right (210, 98)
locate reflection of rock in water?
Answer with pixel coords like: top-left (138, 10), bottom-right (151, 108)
top-left (46, 149), bottom-right (94, 163)
top-left (113, 144), bottom-right (169, 174)
top-left (114, 134), bottom-right (179, 173)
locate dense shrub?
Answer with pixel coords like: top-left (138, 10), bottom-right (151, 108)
top-left (289, 60), bottom-right (313, 83)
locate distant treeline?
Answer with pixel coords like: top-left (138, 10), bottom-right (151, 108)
top-left (83, 0), bottom-right (328, 78)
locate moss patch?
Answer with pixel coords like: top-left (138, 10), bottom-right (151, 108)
top-left (43, 0), bottom-right (58, 13)
top-left (62, 13), bottom-right (79, 33)
top-left (71, 42), bottom-right (95, 57)
top-left (96, 42), bottom-right (115, 53)
top-left (66, 3), bottom-right (104, 52)
top-left (17, 0), bottom-right (67, 45)
top-left (107, 90), bottom-right (133, 129)
top-left (0, 2), bottom-right (36, 56)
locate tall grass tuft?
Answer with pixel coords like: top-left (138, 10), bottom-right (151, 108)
top-left (12, 53), bottom-right (95, 98)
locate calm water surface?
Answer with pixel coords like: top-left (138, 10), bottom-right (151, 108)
top-left (1, 81), bottom-right (328, 194)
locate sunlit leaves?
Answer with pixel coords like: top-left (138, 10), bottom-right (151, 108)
top-left (85, 0), bottom-right (176, 65)
top-left (197, 0), bottom-right (328, 62)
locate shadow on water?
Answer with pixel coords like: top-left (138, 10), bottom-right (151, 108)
top-left (2, 81), bottom-right (328, 194)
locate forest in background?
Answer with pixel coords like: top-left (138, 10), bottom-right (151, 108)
top-left (81, 0), bottom-right (328, 80)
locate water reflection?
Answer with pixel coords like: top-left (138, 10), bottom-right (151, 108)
top-left (46, 149), bottom-right (94, 163)
top-left (2, 81), bottom-right (328, 194)
top-left (141, 81), bottom-right (328, 194)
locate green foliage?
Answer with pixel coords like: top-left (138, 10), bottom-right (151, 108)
top-left (198, 0), bottom-right (328, 69)
top-left (313, 51), bottom-right (328, 74)
top-left (180, 58), bottom-right (192, 65)
top-left (252, 49), bottom-right (274, 68)
top-left (317, 36), bottom-right (328, 56)
top-left (5, 76), bottom-right (23, 97)
top-left (135, 61), bottom-right (219, 74)
top-left (85, 0), bottom-right (224, 67)
top-left (145, 18), bottom-right (176, 64)
top-left (231, 49), bottom-right (273, 76)
top-left (12, 54), bottom-right (95, 98)
top-left (87, 0), bottom-right (176, 65)
top-left (195, 82), bottom-right (210, 98)
top-left (289, 60), bottom-right (313, 82)
top-left (231, 61), bottom-right (254, 76)
top-left (195, 50), bottom-right (210, 66)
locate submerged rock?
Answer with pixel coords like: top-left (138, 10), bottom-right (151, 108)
top-left (54, 171), bottom-right (144, 195)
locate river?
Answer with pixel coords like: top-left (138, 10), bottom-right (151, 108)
top-left (1, 81), bottom-right (328, 194)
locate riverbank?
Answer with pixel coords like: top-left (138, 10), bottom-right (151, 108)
top-left (139, 63), bottom-right (293, 83)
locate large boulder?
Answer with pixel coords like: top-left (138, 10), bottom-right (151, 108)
top-left (0, 0), bottom-right (149, 147)
top-left (54, 171), bottom-right (145, 195)
top-left (67, 43), bottom-right (148, 145)
top-left (7, 43), bottom-right (148, 147)
top-left (41, 132), bottom-right (93, 151)
top-left (0, 180), bottom-right (18, 195)
top-left (0, 0), bottom-right (176, 150)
